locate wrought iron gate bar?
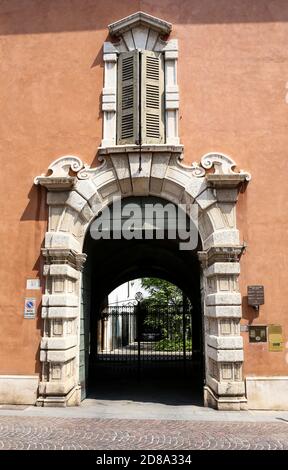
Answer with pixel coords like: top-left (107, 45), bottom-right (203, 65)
top-left (95, 304), bottom-right (193, 377)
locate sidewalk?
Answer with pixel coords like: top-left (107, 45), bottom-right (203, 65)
top-left (1, 398), bottom-right (288, 423)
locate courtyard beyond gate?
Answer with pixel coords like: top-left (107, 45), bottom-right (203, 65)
top-left (93, 303), bottom-right (197, 381)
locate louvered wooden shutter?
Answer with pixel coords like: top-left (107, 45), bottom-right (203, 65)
top-left (141, 51), bottom-right (164, 144)
top-left (117, 51), bottom-right (139, 145)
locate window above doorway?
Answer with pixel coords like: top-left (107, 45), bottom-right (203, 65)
top-left (101, 12), bottom-right (180, 148)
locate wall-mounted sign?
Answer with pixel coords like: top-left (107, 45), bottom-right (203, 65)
top-left (268, 324), bottom-right (283, 352)
top-left (24, 298), bottom-right (36, 319)
top-left (248, 285), bottom-right (264, 308)
top-left (240, 324), bottom-right (249, 332)
top-left (26, 279), bottom-right (41, 290)
top-left (249, 325), bottom-right (267, 343)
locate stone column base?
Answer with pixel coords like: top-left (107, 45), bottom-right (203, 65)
top-left (204, 385), bottom-right (248, 411)
top-left (36, 385), bottom-right (81, 407)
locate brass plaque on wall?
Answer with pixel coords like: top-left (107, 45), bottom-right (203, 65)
top-left (268, 324), bottom-right (283, 352)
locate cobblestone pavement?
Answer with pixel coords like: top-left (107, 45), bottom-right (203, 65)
top-left (0, 416), bottom-right (288, 450)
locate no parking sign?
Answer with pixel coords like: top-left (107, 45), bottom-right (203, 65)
top-left (24, 298), bottom-right (36, 319)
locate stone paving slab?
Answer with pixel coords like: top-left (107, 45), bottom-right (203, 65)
top-left (0, 416), bottom-right (288, 450)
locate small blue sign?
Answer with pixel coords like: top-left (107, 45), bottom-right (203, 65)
top-left (24, 298), bottom-right (36, 319)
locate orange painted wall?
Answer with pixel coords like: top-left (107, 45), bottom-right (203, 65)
top-left (0, 0), bottom-right (288, 377)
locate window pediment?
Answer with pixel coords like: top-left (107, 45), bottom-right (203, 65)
top-left (108, 11), bottom-right (172, 39)
top-left (106, 11), bottom-right (174, 54)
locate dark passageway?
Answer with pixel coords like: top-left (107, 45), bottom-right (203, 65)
top-left (80, 197), bottom-right (204, 405)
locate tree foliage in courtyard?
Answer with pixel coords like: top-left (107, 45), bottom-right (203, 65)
top-left (140, 278), bottom-right (192, 351)
top-left (141, 277), bottom-right (184, 307)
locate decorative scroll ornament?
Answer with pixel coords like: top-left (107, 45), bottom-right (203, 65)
top-left (191, 162), bottom-right (206, 178)
top-left (34, 152), bottom-right (251, 189)
top-left (201, 153), bottom-right (251, 181)
top-left (34, 155), bottom-right (84, 184)
top-left (77, 159), bottom-right (107, 180)
top-left (175, 154), bottom-right (205, 178)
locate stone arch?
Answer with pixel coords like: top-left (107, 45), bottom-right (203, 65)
top-left (35, 149), bottom-right (250, 409)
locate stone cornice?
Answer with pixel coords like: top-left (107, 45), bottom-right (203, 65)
top-left (34, 176), bottom-right (77, 190)
top-left (198, 246), bottom-right (245, 267)
top-left (206, 174), bottom-right (248, 189)
top-left (42, 248), bottom-right (87, 271)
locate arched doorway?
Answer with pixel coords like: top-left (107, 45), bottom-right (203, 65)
top-left (80, 196), bottom-right (204, 403)
top-left (35, 150), bottom-right (250, 409)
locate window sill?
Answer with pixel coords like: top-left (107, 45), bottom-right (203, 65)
top-left (98, 144), bottom-right (183, 156)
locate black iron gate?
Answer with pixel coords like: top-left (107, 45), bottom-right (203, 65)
top-left (94, 304), bottom-right (193, 379)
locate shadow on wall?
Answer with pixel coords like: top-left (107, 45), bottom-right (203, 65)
top-left (1, 0), bottom-right (288, 36)
top-left (21, 183), bottom-right (47, 299)
top-left (34, 307), bottom-right (42, 374)
top-left (21, 185), bottom-right (48, 222)
top-left (242, 295), bottom-right (260, 324)
top-left (20, 184), bottom-right (46, 373)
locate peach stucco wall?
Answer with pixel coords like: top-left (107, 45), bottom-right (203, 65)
top-left (0, 0), bottom-right (288, 377)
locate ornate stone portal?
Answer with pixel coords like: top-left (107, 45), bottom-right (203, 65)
top-left (35, 148), bottom-right (250, 409)
top-left (34, 11), bottom-right (251, 409)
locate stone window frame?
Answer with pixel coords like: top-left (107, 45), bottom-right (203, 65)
top-left (101, 12), bottom-right (179, 147)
